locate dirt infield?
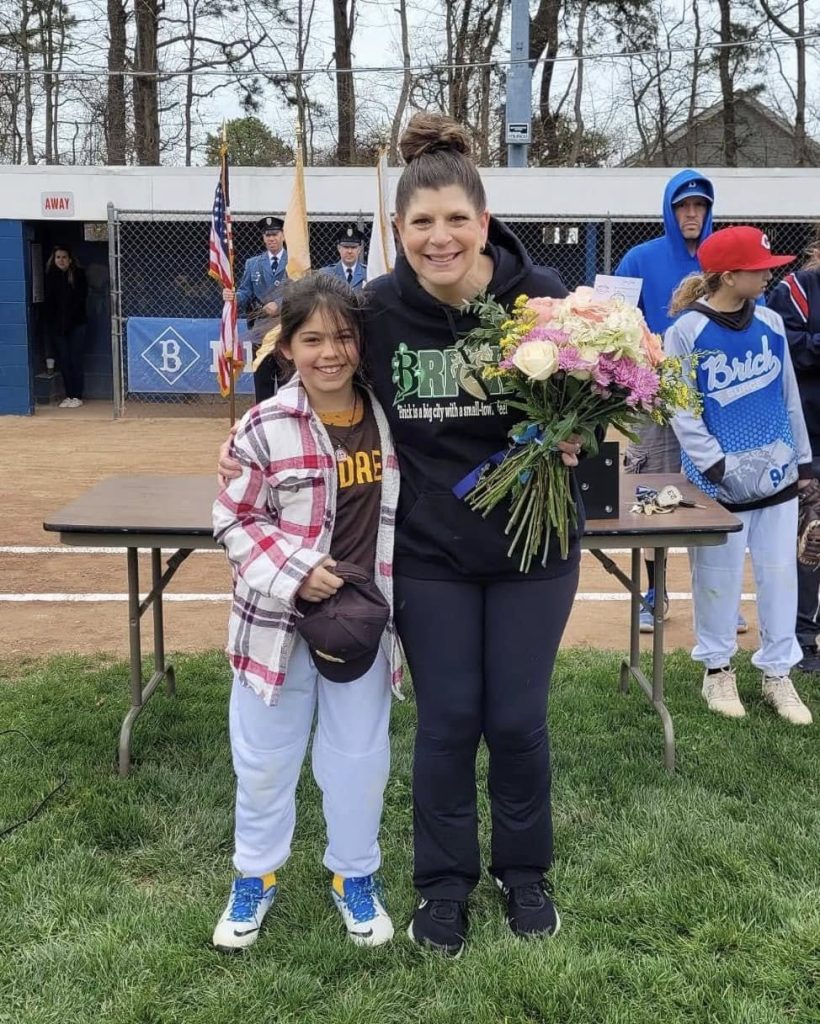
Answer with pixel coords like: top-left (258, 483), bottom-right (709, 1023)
top-left (1, 401), bottom-right (761, 662)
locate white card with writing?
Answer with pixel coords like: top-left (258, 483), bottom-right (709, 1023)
top-left (593, 274), bottom-right (642, 307)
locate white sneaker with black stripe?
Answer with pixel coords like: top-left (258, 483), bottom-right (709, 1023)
top-left (331, 873), bottom-right (394, 946)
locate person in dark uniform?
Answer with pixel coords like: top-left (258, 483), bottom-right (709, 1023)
top-left (223, 216), bottom-right (289, 402)
top-left (768, 235), bottom-right (820, 672)
top-left (44, 245), bottom-right (89, 408)
top-left (322, 226), bottom-right (366, 290)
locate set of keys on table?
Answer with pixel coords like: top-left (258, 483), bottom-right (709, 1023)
top-left (631, 485), bottom-right (706, 515)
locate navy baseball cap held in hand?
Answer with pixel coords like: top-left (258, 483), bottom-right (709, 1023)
top-left (295, 562), bottom-right (389, 683)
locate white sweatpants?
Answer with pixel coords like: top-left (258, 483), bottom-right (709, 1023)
top-left (229, 636), bottom-right (392, 878)
top-left (690, 498), bottom-right (801, 676)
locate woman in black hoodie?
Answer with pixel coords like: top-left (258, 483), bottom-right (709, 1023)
top-left (219, 113), bottom-right (580, 955)
top-left (44, 246), bottom-right (88, 408)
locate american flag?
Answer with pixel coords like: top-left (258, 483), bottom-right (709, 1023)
top-left (208, 140), bottom-right (242, 397)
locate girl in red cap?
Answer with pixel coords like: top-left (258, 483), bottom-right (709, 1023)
top-left (666, 226), bottom-right (814, 725)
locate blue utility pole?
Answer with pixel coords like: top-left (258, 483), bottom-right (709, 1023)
top-left (505, 0), bottom-right (532, 167)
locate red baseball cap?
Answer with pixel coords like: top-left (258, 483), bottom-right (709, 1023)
top-left (697, 226), bottom-right (795, 273)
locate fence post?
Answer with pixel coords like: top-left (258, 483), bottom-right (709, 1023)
top-left (108, 202), bottom-right (123, 419)
top-left (585, 221), bottom-right (598, 285)
top-left (603, 215), bottom-right (612, 275)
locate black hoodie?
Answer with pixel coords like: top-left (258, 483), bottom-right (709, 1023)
top-left (365, 217), bottom-right (581, 580)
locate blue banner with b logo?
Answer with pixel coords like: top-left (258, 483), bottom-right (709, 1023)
top-left (125, 317), bottom-right (255, 394)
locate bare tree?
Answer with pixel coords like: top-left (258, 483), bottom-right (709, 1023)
top-left (0, 43), bottom-right (25, 162)
top-left (715, 0), bottom-right (738, 165)
top-left (17, 0), bottom-right (36, 162)
top-left (530, 0), bottom-right (562, 161)
top-left (759, 0), bottom-right (809, 165)
top-left (710, 0), bottom-right (763, 166)
top-left (106, 0), bottom-right (127, 163)
top-left (158, 0), bottom-right (265, 165)
top-left (568, 0), bottom-right (588, 165)
top-left (332, 0), bottom-right (355, 164)
top-left (686, 0), bottom-right (703, 165)
top-left (133, 0), bottom-right (160, 164)
top-left (621, 1), bottom-right (689, 165)
top-left (388, 0), bottom-right (412, 164)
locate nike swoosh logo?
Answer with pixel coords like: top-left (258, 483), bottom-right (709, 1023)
top-left (233, 927), bottom-right (259, 937)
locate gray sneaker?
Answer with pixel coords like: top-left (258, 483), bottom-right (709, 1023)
top-left (702, 667), bottom-right (746, 718)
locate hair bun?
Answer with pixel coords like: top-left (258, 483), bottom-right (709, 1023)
top-left (399, 113), bottom-right (471, 163)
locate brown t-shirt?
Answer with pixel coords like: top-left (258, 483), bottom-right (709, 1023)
top-left (319, 392), bottom-right (382, 571)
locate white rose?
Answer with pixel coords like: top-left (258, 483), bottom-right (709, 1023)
top-left (512, 340), bottom-right (560, 381)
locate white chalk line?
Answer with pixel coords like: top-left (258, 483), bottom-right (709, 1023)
top-left (0, 592), bottom-right (759, 604)
top-left (2, 545), bottom-right (690, 557)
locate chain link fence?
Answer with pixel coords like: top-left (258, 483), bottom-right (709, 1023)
top-left (110, 208), bottom-right (818, 417)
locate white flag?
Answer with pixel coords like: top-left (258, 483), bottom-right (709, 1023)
top-left (365, 151), bottom-right (396, 281)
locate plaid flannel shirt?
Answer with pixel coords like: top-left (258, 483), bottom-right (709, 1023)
top-left (213, 376), bottom-right (402, 704)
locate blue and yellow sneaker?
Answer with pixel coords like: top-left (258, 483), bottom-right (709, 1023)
top-left (639, 588), bottom-right (670, 633)
top-left (212, 872), bottom-right (277, 952)
top-left (331, 873), bottom-right (394, 946)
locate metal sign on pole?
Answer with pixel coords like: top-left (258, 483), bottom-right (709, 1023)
top-left (505, 0), bottom-right (531, 168)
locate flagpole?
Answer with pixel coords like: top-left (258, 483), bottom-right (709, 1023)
top-left (222, 121), bottom-right (237, 426)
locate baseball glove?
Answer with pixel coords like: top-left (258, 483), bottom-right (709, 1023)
top-left (797, 478), bottom-right (820, 568)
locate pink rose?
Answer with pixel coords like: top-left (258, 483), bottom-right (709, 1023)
top-left (525, 296), bottom-right (562, 326)
top-left (640, 325), bottom-right (664, 367)
top-left (566, 286), bottom-right (609, 322)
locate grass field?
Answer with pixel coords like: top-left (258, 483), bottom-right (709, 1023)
top-left (1, 649), bottom-right (818, 1024)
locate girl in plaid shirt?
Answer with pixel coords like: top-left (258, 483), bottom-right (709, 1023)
top-left (212, 274), bottom-right (401, 952)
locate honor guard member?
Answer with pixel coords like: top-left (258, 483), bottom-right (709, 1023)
top-left (224, 215), bottom-right (289, 402)
top-left (323, 225), bottom-right (366, 290)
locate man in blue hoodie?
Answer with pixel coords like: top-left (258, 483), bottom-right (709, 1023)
top-left (615, 169), bottom-right (748, 633)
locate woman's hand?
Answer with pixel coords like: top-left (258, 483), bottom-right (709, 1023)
top-left (218, 423), bottom-right (241, 487)
top-left (557, 434), bottom-right (583, 468)
top-left (297, 559), bottom-right (344, 603)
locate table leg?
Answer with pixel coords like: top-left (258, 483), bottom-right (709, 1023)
top-left (652, 546), bottom-right (675, 773)
top-left (620, 547), bottom-right (642, 694)
top-left (118, 547), bottom-right (185, 777)
top-left (120, 547), bottom-right (143, 777)
top-left (151, 547), bottom-right (175, 696)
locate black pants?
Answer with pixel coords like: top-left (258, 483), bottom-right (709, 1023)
top-left (54, 325), bottom-right (86, 399)
top-left (797, 456), bottom-right (820, 648)
top-left (394, 565), bottom-right (579, 900)
top-left (251, 349), bottom-right (290, 404)
top-left (253, 353), bottom-right (277, 403)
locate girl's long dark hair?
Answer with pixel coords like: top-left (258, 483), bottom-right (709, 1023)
top-left (277, 272), bottom-right (367, 381)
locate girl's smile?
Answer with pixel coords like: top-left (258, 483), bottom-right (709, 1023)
top-left (279, 307), bottom-right (360, 412)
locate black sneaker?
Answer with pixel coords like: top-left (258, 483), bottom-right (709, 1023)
top-left (797, 645), bottom-right (820, 673)
top-left (492, 875), bottom-right (561, 938)
top-left (407, 898), bottom-right (468, 956)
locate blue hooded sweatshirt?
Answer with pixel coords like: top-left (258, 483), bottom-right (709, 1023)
top-left (615, 168), bottom-right (714, 335)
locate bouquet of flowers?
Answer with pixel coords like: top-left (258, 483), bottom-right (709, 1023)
top-left (454, 286), bottom-right (704, 572)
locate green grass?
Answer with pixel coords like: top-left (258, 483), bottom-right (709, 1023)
top-left (0, 648), bottom-right (818, 1024)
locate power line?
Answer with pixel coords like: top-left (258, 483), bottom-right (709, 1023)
top-left (0, 29), bottom-right (817, 81)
